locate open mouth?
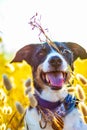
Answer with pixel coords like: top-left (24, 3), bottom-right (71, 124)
top-left (41, 71), bottom-right (67, 90)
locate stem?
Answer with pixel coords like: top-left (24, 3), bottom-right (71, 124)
top-left (29, 13), bottom-right (60, 53)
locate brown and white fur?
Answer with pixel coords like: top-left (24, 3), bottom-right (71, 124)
top-left (12, 42), bottom-right (87, 130)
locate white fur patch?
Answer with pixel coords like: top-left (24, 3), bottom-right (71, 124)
top-left (40, 86), bottom-right (68, 102)
top-left (42, 52), bottom-right (68, 72)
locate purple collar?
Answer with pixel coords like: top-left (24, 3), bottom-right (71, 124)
top-left (34, 93), bottom-right (61, 109)
top-left (34, 93), bottom-right (76, 117)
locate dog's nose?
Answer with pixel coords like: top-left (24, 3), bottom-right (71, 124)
top-left (49, 56), bottom-right (62, 67)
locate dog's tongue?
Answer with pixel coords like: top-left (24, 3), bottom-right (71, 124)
top-left (46, 72), bottom-right (64, 88)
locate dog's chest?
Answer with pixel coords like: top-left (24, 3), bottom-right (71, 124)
top-left (25, 108), bottom-right (53, 130)
top-left (25, 108), bottom-right (87, 130)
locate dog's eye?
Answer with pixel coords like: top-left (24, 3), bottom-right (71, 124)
top-left (62, 49), bottom-right (73, 65)
top-left (37, 49), bottom-right (47, 57)
top-left (62, 49), bottom-right (71, 54)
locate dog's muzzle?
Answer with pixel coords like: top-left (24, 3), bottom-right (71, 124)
top-left (39, 53), bottom-right (71, 90)
top-left (41, 71), bottom-right (67, 90)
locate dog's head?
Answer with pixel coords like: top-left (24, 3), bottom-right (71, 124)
top-left (12, 42), bottom-right (87, 100)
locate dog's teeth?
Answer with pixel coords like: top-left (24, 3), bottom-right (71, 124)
top-left (46, 74), bottom-right (50, 83)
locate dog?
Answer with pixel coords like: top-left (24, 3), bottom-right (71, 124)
top-left (12, 42), bottom-right (87, 130)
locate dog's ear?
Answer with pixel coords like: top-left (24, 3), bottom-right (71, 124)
top-left (66, 42), bottom-right (87, 61)
top-left (11, 44), bottom-right (37, 66)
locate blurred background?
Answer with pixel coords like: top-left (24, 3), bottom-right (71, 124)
top-left (0, 0), bottom-right (87, 53)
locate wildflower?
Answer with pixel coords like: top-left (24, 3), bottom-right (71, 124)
top-left (29, 13), bottom-right (60, 53)
top-left (0, 89), bottom-right (6, 103)
top-left (28, 93), bottom-right (38, 108)
top-left (67, 87), bottom-right (75, 93)
top-left (78, 102), bottom-right (87, 116)
top-left (25, 86), bottom-right (32, 95)
top-left (2, 106), bottom-right (7, 114)
top-left (76, 74), bottom-right (87, 85)
top-left (0, 123), bottom-right (6, 130)
top-left (2, 106), bottom-right (12, 115)
top-left (15, 101), bottom-right (25, 114)
top-left (3, 74), bottom-right (12, 91)
top-left (6, 106), bottom-right (12, 115)
top-left (25, 78), bottom-right (31, 87)
top-left (76, 84), bottom-right (85, 101)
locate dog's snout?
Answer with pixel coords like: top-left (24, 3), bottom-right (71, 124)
top-left (49, 56), bottom-right (62, 67)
